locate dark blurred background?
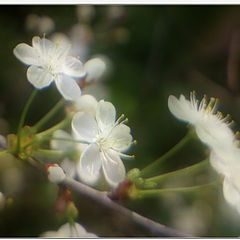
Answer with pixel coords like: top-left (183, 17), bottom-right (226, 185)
top-left (0, 5), bottom-right (240, 236)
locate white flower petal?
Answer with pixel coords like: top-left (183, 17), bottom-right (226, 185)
top-left (108, 124), bottom-right (132, 152)
top-left (48, 165), bottom-right (66, 184)
top-left (168, 95), bottom-right (198, 123)
top-left (101, 149), bottom-right (126, 188)
top-left (57, 223), bottom-right (85, 237)
top-left (41, 222), bottom-right (97, 238)
top-left (74, 94), bottom-right (98, 117)
top-left (84, 57), bottom-right (106, 83)
top-left (223, 177), bottom-right (240, 213)
top-left (63, 56), bottom-right (86, 78)
top-left (32, 36), bottom-right (55, 56)
top-left (13, 43), bottom-right (40, 66)
top-left (60, 158), bottom-right (76, 178)
top-left (195, 116), bottom-right (235, 149)
top-left (27, 65), bottom-right (54, 89)
top-left (77, 143), bottom-right (101, 185)
top-left (72, 112), bottom-right (98, 143)
top-left (50, 130), bottom-right (74, 152)
top-left (55, 75), bottom-right (81, 101)
top-left (96, 100), bottom-right (116, 132)
top-left (209, 150), bottom-right (227, 176)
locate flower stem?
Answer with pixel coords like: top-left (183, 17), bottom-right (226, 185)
top-left (21, 117), bottom-right (72, 151)
top-left (35, 149), bottom-right (66, 158)
top-left (143, 159), bottom-right (209, 188)
top-left (33, 98), bottom-right (65, 132)
top-left (36, 116), bottom-right (72, 139)
top-left (139, 131), bottom-right (194, 178)
top-left (51, 137), bottom-right (90, 145)
top-left (16, 89), bottom-right (38, 153)
top-left (130, 181), bottom-right (219, 199)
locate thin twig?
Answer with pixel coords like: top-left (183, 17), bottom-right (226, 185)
top-left (62, 177), bottom-right (190, 237)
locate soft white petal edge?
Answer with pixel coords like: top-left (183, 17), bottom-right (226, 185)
top-left (168, 95), bottom-right (190, 123)
top-left (63, 56), bottom-right (86, 78)
top-left (101, 149), bottom-right (126, 188)
top-left (96, 100), bottom-right (116, 131)
top-left (27, 65), bottom-right (54, 89)
top-left (55, 74), bottom-right (81, 101)
top-left (84, 57), bottom-right (106, 83)
top-left (13, 43), bottom-right (40, 66)
top-left (72, 112), bottom-right (98, 143)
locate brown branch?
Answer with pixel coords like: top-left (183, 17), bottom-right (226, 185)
top-left (62, 177), bottom-right (190, 237)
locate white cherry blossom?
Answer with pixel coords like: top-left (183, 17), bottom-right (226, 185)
top-left (50, 95), bottom-right (99, 179)
top-left (13, 36), bottom-right (86, 101)
top-left (168, 91), bottom-right (235, 149)
top-left (41, 222), bottom-right (97, 238)
top-left (72, 100), bottom-right (133, 188)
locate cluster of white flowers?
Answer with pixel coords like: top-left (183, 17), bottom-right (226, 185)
top-left (13, 35), bottom-right (134, 189)
top-left (168, 91), bottom-right (240, 214)
top-left (51, 94), bottom-right (134, 188)
top-left (41, 222), bottom-right (97, 238)
top-left (14, 36), bottom-right (86, 101)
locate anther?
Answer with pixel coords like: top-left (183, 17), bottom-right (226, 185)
top-left (122, 118), bottom-right (128, 124)
top-left (133, 140), bottom-right (137, 145)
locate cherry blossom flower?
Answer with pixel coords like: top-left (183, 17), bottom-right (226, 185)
top-left (72, 100), bottom-right (134, 187)
top-left (168, 91), bottom-right (235, 149)
top-left (84, 57), bottom-right (106, 84)
top-left (50, 95), bottom-right (99, 179)
top-left (13, 36), bottom-right (85, 100)
top-left (41, 222), bottom-right (97, 238)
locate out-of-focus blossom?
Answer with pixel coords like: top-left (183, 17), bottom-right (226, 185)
top-left (70, 24), bottom-right (93, 62)
top-left (107, 6), bottom-right (125, 21)
top-left (14, 36), bottom-right (85, 100)
top-left (41, 222), bottom-right (97, 238)
top-left (84, 57), bottom-right (106, 84)
top-left (25, 14), bottom-right (55, 35)
top-left (50, 130), bottom-right (77, 179)
top-left (76, 5), bottom-right (95, 22)
top-left (72, 100), bottom-right (133, 187)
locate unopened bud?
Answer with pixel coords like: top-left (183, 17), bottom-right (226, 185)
top-left (47, 164), bottom-right (66, 184)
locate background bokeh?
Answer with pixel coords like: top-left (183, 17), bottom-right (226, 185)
top-left (0, 5), bottom-right (240, 237)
